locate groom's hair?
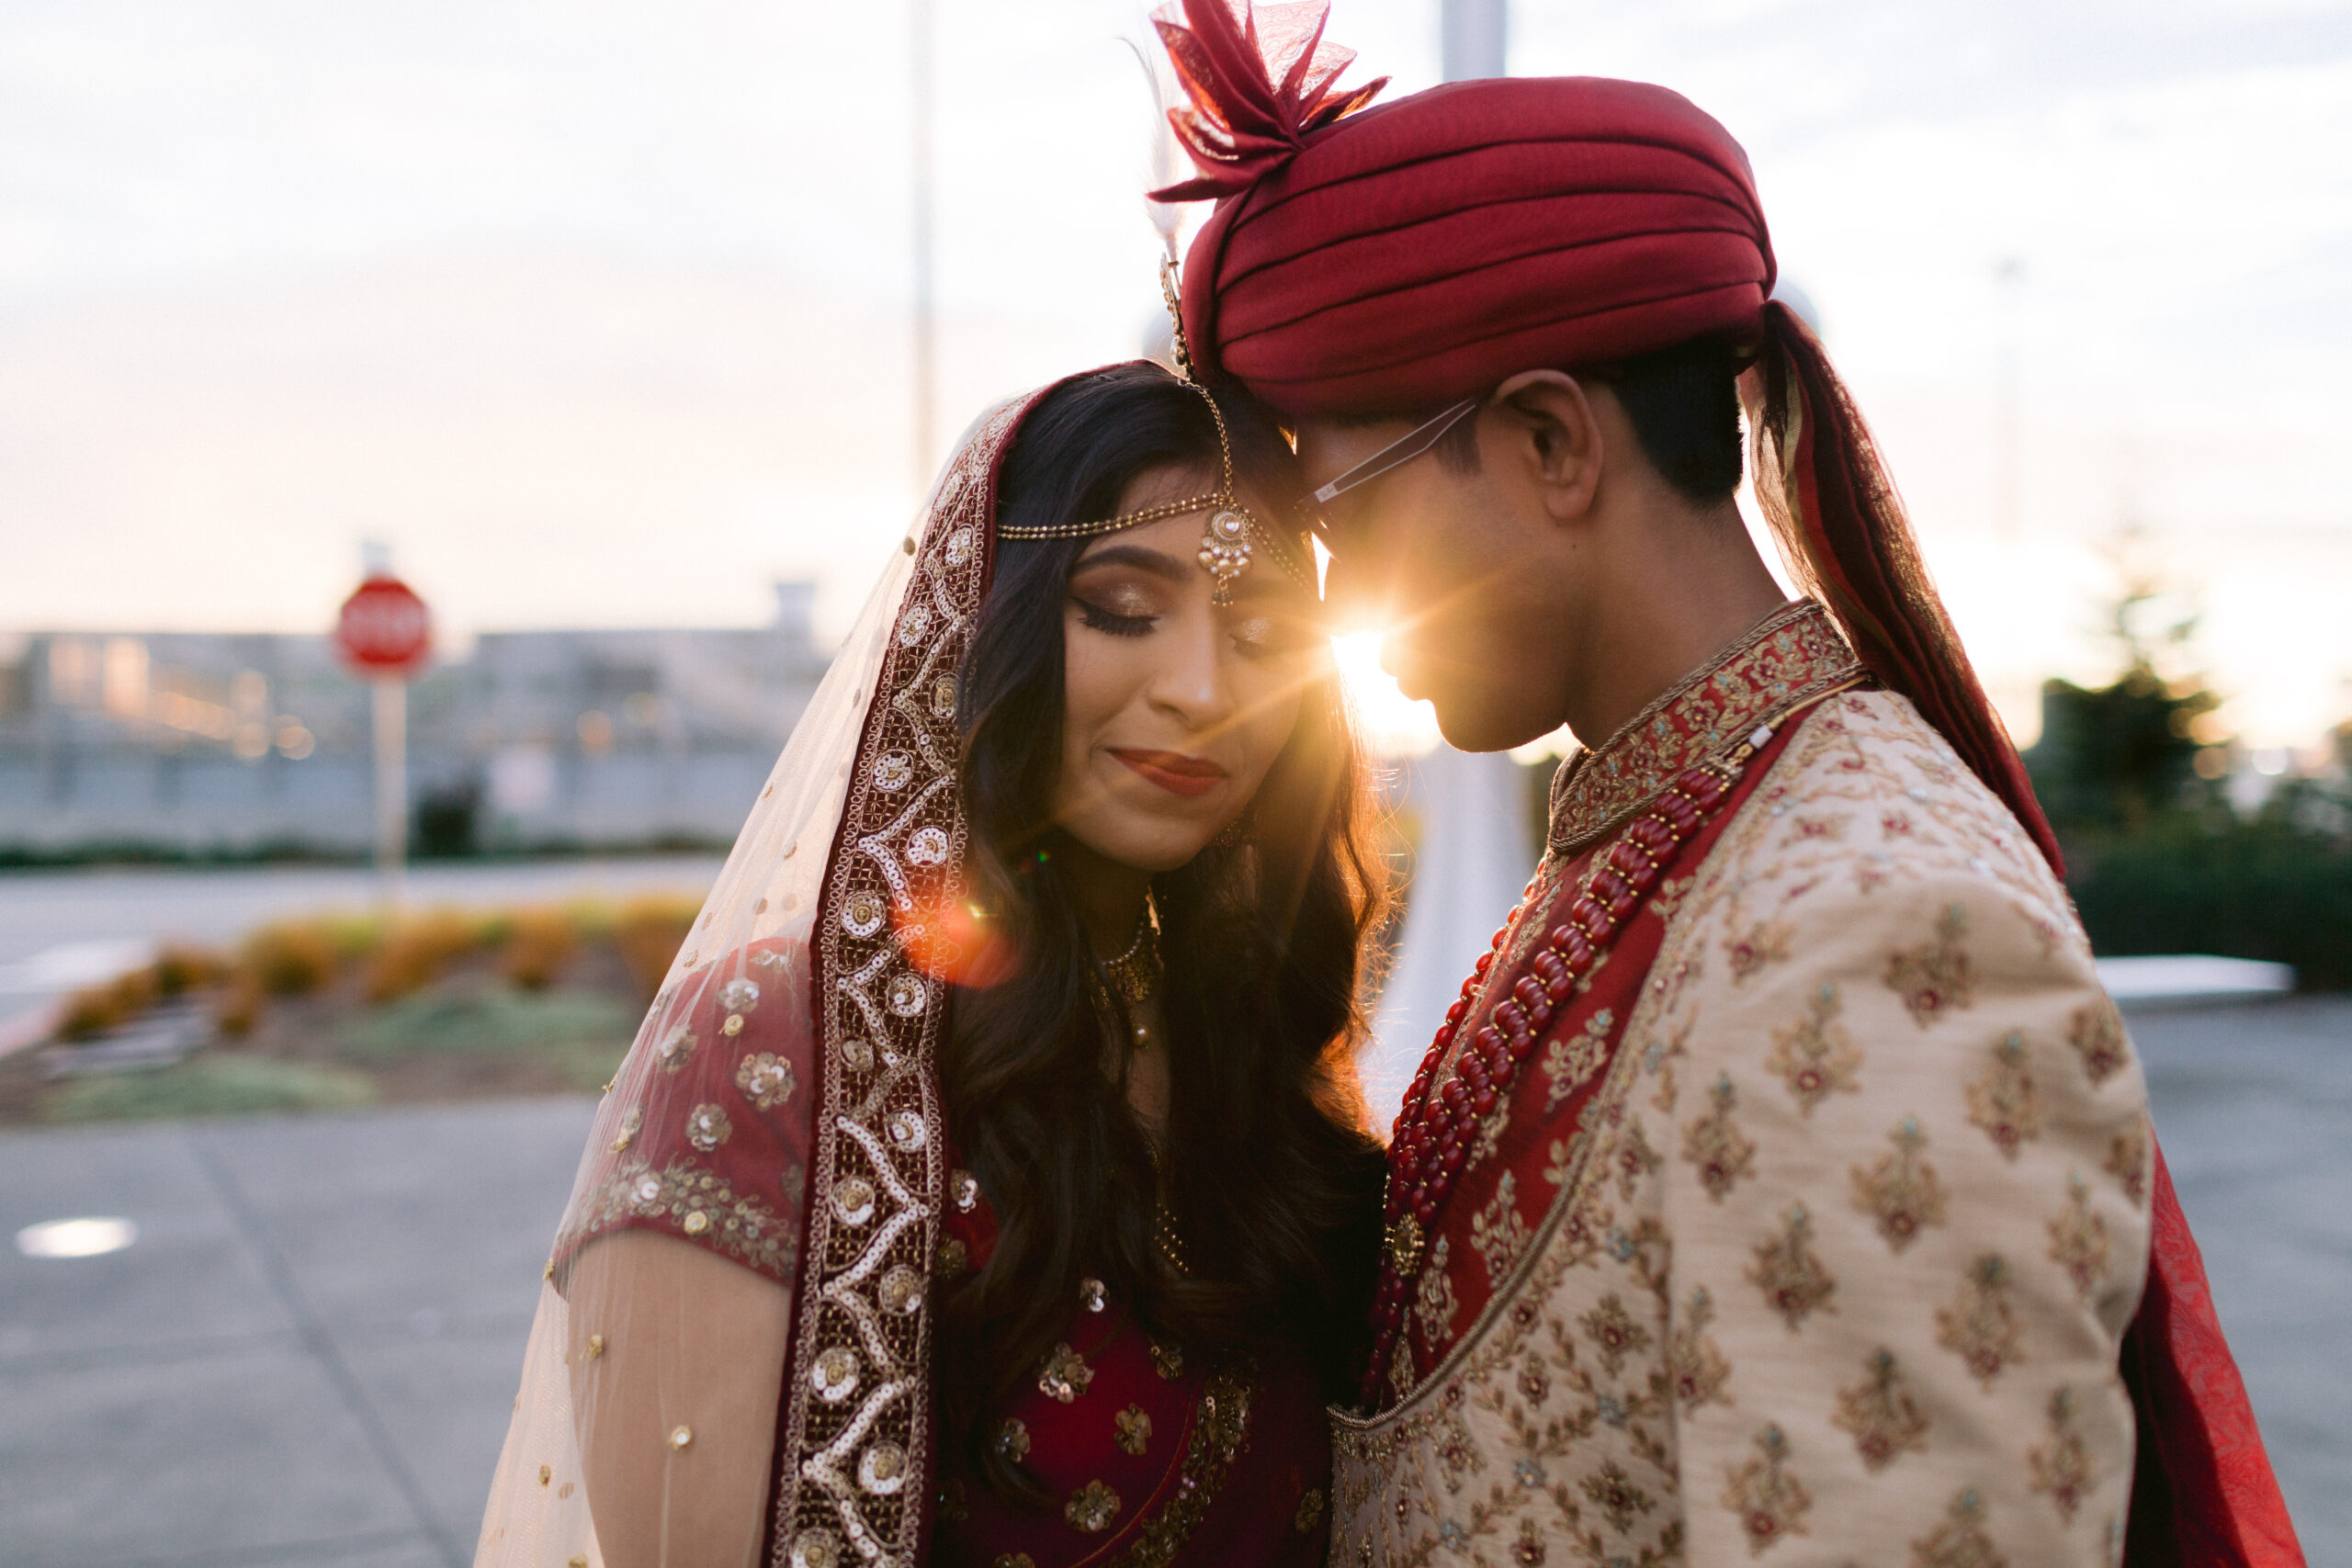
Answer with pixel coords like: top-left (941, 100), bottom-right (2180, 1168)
top-left (1351, 335), bottom-right (1746, 506)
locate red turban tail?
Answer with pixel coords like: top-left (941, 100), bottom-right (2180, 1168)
top-left (1156, 6), bottom-right (2302, 1558)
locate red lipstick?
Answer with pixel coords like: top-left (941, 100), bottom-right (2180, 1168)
top-left (1110, 749), bottom-right (1227, 798)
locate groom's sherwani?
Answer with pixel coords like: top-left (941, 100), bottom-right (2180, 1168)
top-left (1333, 602), bottom-right (2151, 1565)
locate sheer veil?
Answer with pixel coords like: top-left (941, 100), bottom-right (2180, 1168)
top-left (476, 389), bottom-right (1042, 1568)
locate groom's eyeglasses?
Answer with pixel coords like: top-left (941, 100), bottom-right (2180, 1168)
top-left (1295, 398), bottom-right (1481, 536)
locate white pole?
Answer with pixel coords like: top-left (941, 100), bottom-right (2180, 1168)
top-left (910, 0), bottom-right (936, 497)
top-left (1442, 0), bottom-right (1507, 81)
top-left (372, 676), bottom-right (407, 910)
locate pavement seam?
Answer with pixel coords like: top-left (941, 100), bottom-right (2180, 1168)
top-left (187, 1128), bottom-right (466, 1568)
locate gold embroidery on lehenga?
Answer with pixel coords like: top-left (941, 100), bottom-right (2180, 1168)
top-left (1098, 1362), bottom-right (1256, 1568)
top-left (1965, 1032), bottom-right (2041, 1160)
top-left (1831, 1348), bottom-right (1929, 1471)
top-left (1114, 1404), bottom-right (1152, 1456)
top-left (735, 1051), bottom-right (795, 1109)
top-left (560, 1155), bottom-right (795, 1276)
top-left (1470, 1171), bottom-right (1532, 1286)
top-left (1065, 1478), bottom-right (1123, 1533)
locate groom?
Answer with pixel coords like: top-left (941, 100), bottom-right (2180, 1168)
top-left (1148, 4), bottom-right (2299, 1563)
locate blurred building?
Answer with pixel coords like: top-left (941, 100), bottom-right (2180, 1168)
top-left (0, 584), bottom-right (826, 857)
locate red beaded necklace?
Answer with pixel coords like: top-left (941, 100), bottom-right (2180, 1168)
top-left (1360, 733), bottom-right (1770, 1407)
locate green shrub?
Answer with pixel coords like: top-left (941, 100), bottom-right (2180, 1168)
top-left (47, 1055), bottom-right (376, 1122)
top-left (2065, 807), bottom-right (2352, 990)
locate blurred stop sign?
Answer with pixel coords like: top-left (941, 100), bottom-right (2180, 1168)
top-left (335, 575), bottom-right (432, 675)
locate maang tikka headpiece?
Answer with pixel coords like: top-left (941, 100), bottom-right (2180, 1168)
top-left (999, 257), bottom-right (1314, 608)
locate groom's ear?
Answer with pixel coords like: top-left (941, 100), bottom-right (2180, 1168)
top-left (1487, 370), bottom-right (1605, 527)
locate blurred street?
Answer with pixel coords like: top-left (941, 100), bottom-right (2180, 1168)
top-left (0, 998), bottom-right (2345, 1567)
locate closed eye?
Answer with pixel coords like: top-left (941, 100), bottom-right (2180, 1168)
top-left (1073, 597), bottom-right (1156, 638)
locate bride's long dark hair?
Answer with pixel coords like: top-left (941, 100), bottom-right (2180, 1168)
top-left (936, 363), bottom-right (1388, 1506)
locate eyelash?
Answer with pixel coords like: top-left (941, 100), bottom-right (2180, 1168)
top-left (1074, 598), bottom-right (1156, 638)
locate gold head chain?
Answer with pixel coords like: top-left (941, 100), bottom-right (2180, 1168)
top-left (998, 257), bottom-right (1311, 607)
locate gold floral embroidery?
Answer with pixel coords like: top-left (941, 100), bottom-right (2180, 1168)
top-left (935, 1235), bottom-right (969, 1280)
top-left (1884, 905), bottom-right (1974, 1025)
top-left (1721, 1425), bottom-right (1812, 1556)
top-left (1038, 1343), bottom-right (1093, 1403)
top-left (560, 1156), bottom-right (795, 1277)
top-left (652, 1022), bottom-right (695, 1073)
top-left (1650, 874), bottom-right (1695, 924)
top-left (2047, 1175), bottom-right (2111, 1300)
top-left (1747, 1203), bottom-right (1837, 1331)
top-left (1937, 1256), bottom-right (2021, 1388)
top-left (1065, 1478), bottom-right (1122, 1533)
top-left (996, 1417), bottom-right (1031, 1461)
top-left (2067, 998), bottom-right (2131, 1087)
top-left (1543, 1136), bottom-right (1577, 1191)
top-left (2106, 1121), bottom-right (2150, 1204)
top-left (1580, 1459), bottom-right (1657, 1534)
top-left (1683, 1074), bottom-right (1758, 1201)
top-left (734, 1051), bottom-right (795, 1110)
top-left (1114, 1404), bottom-right (1152, 1457)
top-left (1911, 1488), bottom-right (2006, 1568)
top-left (1099, 1361), bottom-right (1254, 1568)
top-left (1726, 919), bottom-right (1794, 982)
top-left (1470, 1171), bottom-right (1532, 1286)
top-left (1849, 1116), bottom-right (1949, 1253)
top-left (1415, 1235), bottom-right (1458, 1345)
top-left (1295, 1486), bottom-right (1326, 1535)
top-left (1831, 1348), bottom-right (1929, 1472)
top-left (1609, 1118), bottom-right (1663, 1200)
top-left (1965, 1032), bottom-right (2041, 1160)
top-left (1577, 1292), bottom-right (1653, 1376)
top-left (1149, 1340), bottom-right (1183, 1381)
top-left (684, 1102), bottom-right (732, 1152)
top-left (2029, 1388), bottom-right (2098, 1522)
top-left (1668, 1287), bottom-right (1734, 1411)
top-left (1766, 984), bottom-right (1862, 1115)
top-left (1544, 1008), bottom-right (1616, 1111)
top-left (1546, 600), bottom-right (1860, 853)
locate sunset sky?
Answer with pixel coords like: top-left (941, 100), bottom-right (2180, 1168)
top-left (4, 0), bottom-right (2347, 752)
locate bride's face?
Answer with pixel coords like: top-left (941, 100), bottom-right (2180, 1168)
top-left (1052, 461), bottom-right (1324, 873)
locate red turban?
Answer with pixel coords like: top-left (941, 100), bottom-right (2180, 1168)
top-left (1154, 9), bottom-right (2305, 1560)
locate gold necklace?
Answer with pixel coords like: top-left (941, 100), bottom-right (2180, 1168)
top-left (1098, 896), bottom-right (1161, 1007)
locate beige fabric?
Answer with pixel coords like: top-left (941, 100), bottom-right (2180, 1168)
top-left (1331, 690), bottom-right (2152, 1566)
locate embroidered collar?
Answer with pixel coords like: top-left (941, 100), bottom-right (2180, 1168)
top-left (1545, 600), bottom-right (1862, 856)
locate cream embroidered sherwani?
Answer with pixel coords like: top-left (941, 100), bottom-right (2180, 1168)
top-left (1333, 607), bottom-right (2153, 1567)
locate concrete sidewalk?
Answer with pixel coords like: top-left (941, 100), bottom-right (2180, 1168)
top-left (0, 1100), bottom-right (593, 1568)
top-left (2, 1000), bottom-right (2346, 1567)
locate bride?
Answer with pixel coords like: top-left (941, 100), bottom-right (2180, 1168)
top-left (476, 360), bottom-right (1389, 1567)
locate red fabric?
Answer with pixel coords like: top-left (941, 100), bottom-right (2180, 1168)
top-left (1393, 710), bottom-right (1797, 1392)
top-left (933, 1161), bottom-right (1334, 1568)
top-left (1149, 0), bottom-right (1385, 204)
top-left (1176, 74), bottom-right (1769, 413)
top-left (2121, 1145), bottom-right (2307, 1566)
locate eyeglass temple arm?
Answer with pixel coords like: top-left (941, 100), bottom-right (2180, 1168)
top-left (1307, 399), bottom-right (1482, 506)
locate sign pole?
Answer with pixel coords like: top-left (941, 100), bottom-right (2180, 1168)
top-left (371, 675), bottom-right (408, 910)
top-left (335, 558), bottom-right (431, 913)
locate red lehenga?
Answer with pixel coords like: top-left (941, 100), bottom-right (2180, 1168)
top-left (473, 377), bottom-right (1343, 1568)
